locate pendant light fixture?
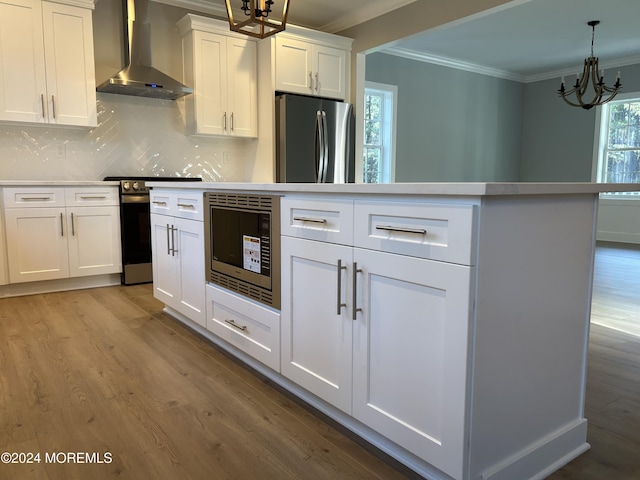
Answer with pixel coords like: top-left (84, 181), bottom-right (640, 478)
top-left (225, 0), bottom-right (290, 39)
top-left (558, 20), bottom-right (622, 110)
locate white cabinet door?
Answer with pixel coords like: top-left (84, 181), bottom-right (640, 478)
top-left (192, 30), bottom-right (226, 135)
top-left (0, 0), bottom-right (47, 124)
top-left (314, 44), bottom-right (347, 100)
top-left (4, 207), bottom-right (69, 283)
top-left (275, 37), bottom-right (347, 99)
top-left (151, 213), bottom-right (205, 327)
top-left (0, 0), bottom-right (96, 127)
top-left (352, 248), bottom-right (471, 480)
top-left (151, 213), bottom-right (180, 306)
top-left (0, 199), bottom-right (7, 286)
top-left (281, 236), bottom-right (353, 413)
top-left (181, 21), bottom-right (257, 138)
top-left (67, 206), bottom-right (121, 277)
top-left (41, 1), bottom-right (96, 127)
top-left (275, 36), bottom-right (313, 96)
top-left (226, 36), bottom-right (257, 137)
top-left (174, 217), bottom-right (205, 327)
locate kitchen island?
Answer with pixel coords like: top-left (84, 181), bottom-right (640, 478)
top-left (147, 182), bottom-right (639, 480)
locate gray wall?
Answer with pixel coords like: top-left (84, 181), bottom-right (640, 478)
top-left (365, 52), bottom-right (524, 182)
top-left (519, 63), bottom-right (640, 181)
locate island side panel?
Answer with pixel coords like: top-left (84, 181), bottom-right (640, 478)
top-left (469, 193), bottom-right (597, 480)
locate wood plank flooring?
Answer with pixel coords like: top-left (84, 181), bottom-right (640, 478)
top-left (1, 241), bottom-right (639, 479)
top-left (0, 285), bottom-right (415, 480)
top-left (549, 242), bottom-right (640, 479)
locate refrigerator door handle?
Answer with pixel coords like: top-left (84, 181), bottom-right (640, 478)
top-left (314, 110), bottom-right (323, 182)
top-left (321, 111), bottom-right (329, 183)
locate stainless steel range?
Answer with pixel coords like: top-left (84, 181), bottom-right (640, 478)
top-left (105, 176), bottom-right (202, 284)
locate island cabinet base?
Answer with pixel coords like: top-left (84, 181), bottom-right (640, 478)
top-left (157, 186), bottom-right (601, 480)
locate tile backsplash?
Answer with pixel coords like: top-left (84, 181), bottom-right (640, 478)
top-left (0, 93), bottom-right (253, 181)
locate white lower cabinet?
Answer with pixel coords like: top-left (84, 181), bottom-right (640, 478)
top-left (151, 214), bottom-right (205, 327)
top-left (280, 195), bottom-right (473, 480)
top-left (352, 248), bottom-right (471, 480)
top-left (281, 236), bottom-right (353, 413)
top-left (4, 206), bottom-right (69, 282)
top-left (0, 193), bottom-right (7, 285)
top-left (2, 186), bottom-right (121, 283)
top-left (205, 284), bottom-right (280, 372)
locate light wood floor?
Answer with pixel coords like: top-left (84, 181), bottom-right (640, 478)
top-left (1, 242), bottom-right (639, 479)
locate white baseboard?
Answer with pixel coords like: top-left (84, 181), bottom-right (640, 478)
top-left (0, 274), bottom-right (121, 298)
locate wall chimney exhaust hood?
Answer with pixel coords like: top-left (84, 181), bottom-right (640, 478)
top-left (97, 0), bottom-right (193, 100)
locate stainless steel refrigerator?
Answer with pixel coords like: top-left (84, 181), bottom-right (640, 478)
top-left (275, 93), bottom-right (355, 183)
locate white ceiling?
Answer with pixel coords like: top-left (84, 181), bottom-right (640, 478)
top-left (158, 0), bottom-right (640, 83)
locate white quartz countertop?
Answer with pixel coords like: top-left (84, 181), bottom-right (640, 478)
top-left (0, 180), bottom-right (120, 186)
top-left (146, 181), bottom-right (640, 196)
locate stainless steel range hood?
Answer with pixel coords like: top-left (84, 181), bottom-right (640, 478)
top-left (97, 0), bottom-right (193, 100)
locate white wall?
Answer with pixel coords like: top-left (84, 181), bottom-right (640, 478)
top-left (0, 93), bottom-right (252, 181)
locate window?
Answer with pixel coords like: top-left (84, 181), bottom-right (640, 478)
top-left (594, 92), bottom-right (640, 195)
top-left (363, 82), bottom-right (397, 183)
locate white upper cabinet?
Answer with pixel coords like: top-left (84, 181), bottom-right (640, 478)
top-left (178, 14), bottom-right (258, 138)
top-left (275, 31), bottom-right (351, 100)
top-left (0, 0), bottom-right (97, 127)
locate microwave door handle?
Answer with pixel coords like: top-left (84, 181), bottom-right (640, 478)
top-left (321, 111), bottom-right (329, 183)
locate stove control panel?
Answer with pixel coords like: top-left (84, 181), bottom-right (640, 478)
top-left (121, 180), bottom-right (150, 194)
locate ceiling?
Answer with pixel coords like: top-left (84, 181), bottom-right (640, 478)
top-left (385, 0), bottom-right (640, 82)
top-left (158, 0), bottom-right (640, 83)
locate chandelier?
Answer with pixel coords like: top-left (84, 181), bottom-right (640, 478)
top-left (225, 0), bottom-right (290, 39)
top-left (558, 21), bottom-right (622, 110)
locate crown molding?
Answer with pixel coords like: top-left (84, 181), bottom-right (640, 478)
top-left (381, 46), bottom-right (526, 83)
top-left (152, 0), bottom-right (227, 16)
top-left (379, 47), bottom-right (640, 85)
top-left (322, 0), bottom-right (418, 34)
top-left (523, 55), bottom-right (640, 83)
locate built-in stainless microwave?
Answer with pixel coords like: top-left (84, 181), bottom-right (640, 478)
top-left (204, 192), bottom-right (280, 309)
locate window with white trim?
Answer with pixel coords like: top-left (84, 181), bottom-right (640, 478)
top-left (594, 92), bottom-right (640, 196)
top-left (363, 82), bottom-right (397, 183)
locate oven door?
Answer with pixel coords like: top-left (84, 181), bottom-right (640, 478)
top-left (120, 194), bottom-right (152, 284)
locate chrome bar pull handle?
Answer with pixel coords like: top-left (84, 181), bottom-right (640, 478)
top-left (80, 195), bottom-right (107, 200)
top-left (41, 94), bottom-right (46, 118)
top-left (309, 71), bottom-right (313, 90)
top-left (51, 95), bottom-right (56, 119)
top-left (152, 201), bottom-right (167, 206)
top-left (225, 319), bottom-right (247, 331)
top-left (375, 225), bottom-right (427, 235)
top-left (177, 203), bottom-right (195, 209)
top-left (223, 112), bottom-right (227, 131)
top-left (71, 212), bottom-right (75, 236)
top-left (337, 259), bottom-right (347, 315)
top-left (23, 197), bottom-right (51, 201)
top-left (352, 262), bottom-right (363, 320)
top-left (166, 224), bottom-right (171, 255)
top-left (315, 72), bottom-right (319, 92)
top-left (230, 112), bottom-right (234, 131)
top-left (60, 213), bottom-right (64, 237)
top-left (171, 225), bottom-right (177, 256)
top-left (293, 216), bottom-right (327, 224)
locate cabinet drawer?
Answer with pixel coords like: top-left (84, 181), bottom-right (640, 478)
top-left (354, 200), bottom-right (477, 265)
top-left (3, 187), bottom-right (66, 208)
top-left (65, 186), bottom-right (119, 206)
top-left (150, 189), bottom-right (204, 220)
top-left (206, 284), bottom-right (280, 372)
top-left (281, 196), bottom-right (353, 245)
